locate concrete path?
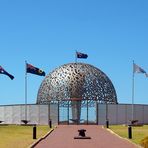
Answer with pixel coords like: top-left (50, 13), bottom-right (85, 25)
top-left (35, 125), bottom-right (139, 148)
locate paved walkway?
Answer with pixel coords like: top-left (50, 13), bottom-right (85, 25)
top-left (35, 125), bottom-right (139, 148)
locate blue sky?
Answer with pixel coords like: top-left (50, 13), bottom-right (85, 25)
top-left (0, 0), bottom-right (148, 105)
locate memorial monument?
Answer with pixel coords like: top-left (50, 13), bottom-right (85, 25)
top-left (37, 63), bottom-right (117, 123)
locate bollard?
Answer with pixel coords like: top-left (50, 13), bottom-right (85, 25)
top-left (33, 125), bottom-right (37, 139)
top-left (49, 120), bottom-right (52, 128)
top-left (128, 125), bottom-right (132, 139)
top-left (106, 120), bottom-right (109, 128)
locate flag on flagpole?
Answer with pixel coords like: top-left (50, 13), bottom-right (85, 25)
top-left (0, 66), bottom-right (14, 80)
top-left (145, 73), bottom-right (148, 77)
top-left (76, 52), bottom-right (88, 59)
top-left (26, 63), bottom-right (45, 76)
top-left (133, 63), bottom-right (146, 74)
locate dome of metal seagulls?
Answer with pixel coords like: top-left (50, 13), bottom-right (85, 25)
top-left (37, 63), bottom-right (118, 104)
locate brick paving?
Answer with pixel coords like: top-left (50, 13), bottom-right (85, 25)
top-left (35, 125), bottom-right (139, 148)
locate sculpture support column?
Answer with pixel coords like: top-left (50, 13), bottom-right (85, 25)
top-left (71, 100), bottom-right (81, 124)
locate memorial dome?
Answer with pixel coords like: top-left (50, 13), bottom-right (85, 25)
top-left (37, 63), bottom-right (117, 104)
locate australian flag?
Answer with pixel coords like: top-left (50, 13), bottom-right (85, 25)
top-left (76, 52), bottom-right (88, 59)
top-left (26, 63), bottom-right (45, 76)
top-left (0, 66), bottom-right (14, 80)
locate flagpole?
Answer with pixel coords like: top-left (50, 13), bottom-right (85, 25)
top-left (75, 50), bottom-right (77, 63)
top-left (132, 60), bottom-right (135, 121)
top-left (75, 50), bottom-right (79, 123)
top-left (25, 60), bottom-right (27, 122)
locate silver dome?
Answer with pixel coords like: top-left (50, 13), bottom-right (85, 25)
top-left (37, 63), bottom-right (117, 104)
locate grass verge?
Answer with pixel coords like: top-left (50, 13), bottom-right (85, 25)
top-left (109, 125), bottom-right (148, 145)
top-left (0, 125), bottom-right (51, 148)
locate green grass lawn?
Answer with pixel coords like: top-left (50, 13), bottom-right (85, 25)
top-left (0, 125), bottom-right (51, 148)
top-left (109, 125), bottom-right (148, 145)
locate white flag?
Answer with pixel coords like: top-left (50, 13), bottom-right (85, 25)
top-left (133, 63), bottom-right (146, 73)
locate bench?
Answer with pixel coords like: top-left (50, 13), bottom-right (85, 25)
top-left (129, 120), bottom-right (143, 126)
top-left (0, 121), bottom-right (4, 123)
top-left (21, 120), bottom-right (30, 125)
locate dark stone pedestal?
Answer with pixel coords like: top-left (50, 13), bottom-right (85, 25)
top-left (74, 129), bottom-right (91, 139)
